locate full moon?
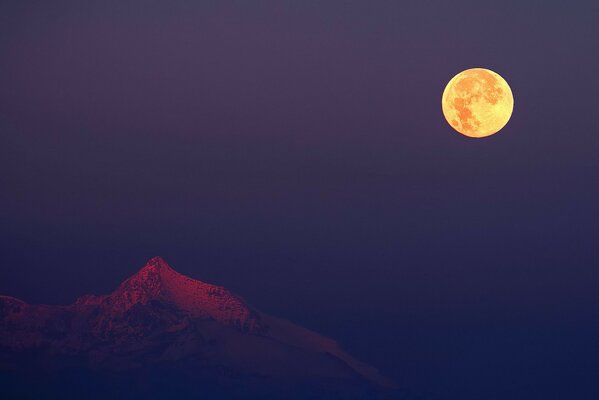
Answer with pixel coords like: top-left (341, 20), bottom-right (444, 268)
top-left (442, 68), bottom-right (514, 138)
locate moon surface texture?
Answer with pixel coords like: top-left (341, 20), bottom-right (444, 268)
top-left (442, 68), bottom-right (514, 138)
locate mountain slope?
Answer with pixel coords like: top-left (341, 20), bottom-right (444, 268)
top-left (75, 256), bottom-right (265, 335)
top-left (0, 257), bottom-right (395, 399)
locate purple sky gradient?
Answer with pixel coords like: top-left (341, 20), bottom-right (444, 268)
top-left (2, 1), bottom-right (599, 399)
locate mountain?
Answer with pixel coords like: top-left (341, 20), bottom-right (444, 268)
top-left (0, 257), bottom-right (397, 399)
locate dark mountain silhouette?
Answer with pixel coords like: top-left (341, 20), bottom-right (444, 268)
top-left (0, 257), bottom-right (400, 399)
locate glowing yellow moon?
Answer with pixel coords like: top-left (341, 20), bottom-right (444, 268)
top-left (442, 68), bottom-right (514, 138)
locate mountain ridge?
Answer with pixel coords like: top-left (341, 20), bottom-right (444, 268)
top-left (0, 256), bottom-right (394, 397)
top-left (75, 256), bottom-right (264, 333)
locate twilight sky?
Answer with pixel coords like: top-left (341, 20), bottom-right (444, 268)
top-left (1, 1), bottom-right (599, 399)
